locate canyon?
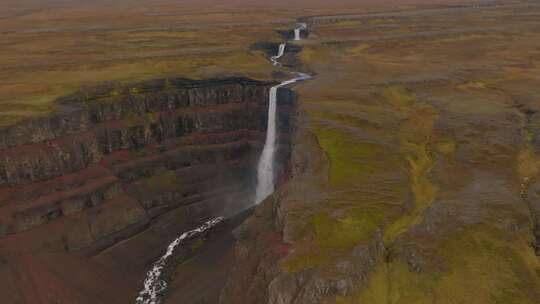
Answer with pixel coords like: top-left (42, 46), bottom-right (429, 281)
top-left (1, 1), bottom-right (540, 304)
top-left (0, 76), bottom-right (297, 303)
top-left (135, 23), bottom-right (311, 304)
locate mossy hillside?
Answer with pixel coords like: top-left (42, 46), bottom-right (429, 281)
top-left (457, 80), bottom-right (487, 90)
top-left (345, 43), bottom-right (372, 56)
top-left (281, 121), bottom-right (407, 273)
top-left (517, 145), bottom-right (540, 183)
top-left (322, 87), bottom-right (540, 304)
top-left (285, 7), bottom-right (540, 303)
top-left (299, 46), bottom-right (317, 63)
top-left (382, 87), bottom-right (439, 245)
top-left (281, 203), bottom-right (388, 273)
top-left (282, 86), bottom-right (440, 274)
top-left (306, 107), bottom-right (397, 143)
top-left (336, 225), bottom-right (540, 304)
top-left (316, 128), bottom-right (401, 189)
top-left (434, 139), bottom-right (456, 158)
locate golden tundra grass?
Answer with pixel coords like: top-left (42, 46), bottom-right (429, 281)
top-left (283, 6), bottom-right (540, 303)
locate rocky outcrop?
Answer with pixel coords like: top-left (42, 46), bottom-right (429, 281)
top-left (0, 77), bottom-right (297, 256)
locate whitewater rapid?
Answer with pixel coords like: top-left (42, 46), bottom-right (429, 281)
top-left (135, 217), bottom-right (224, 304)
top-left (135, 23), bottom-right (310, 304)
top-left (270, 43), bottom-right (286, 66)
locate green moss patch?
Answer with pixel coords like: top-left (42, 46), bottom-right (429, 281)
top-left (281, 206), bottom-right (386, 274)
top-left (282, 85), bottom-right (441, 274)
top-left (382, 86), bottom-right (439, 245)
top-left (317, 127), bottom-right (397, 188)
top-left (337, 226), bottom-right (540, 304)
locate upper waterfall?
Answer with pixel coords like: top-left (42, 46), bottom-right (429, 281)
top-left (294, 23), bottom-right (307, 40)
top-left (270, 43), bottom-right (287, 66)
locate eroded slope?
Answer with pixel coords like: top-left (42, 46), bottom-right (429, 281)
top-left (222, 2), bottom-right (540, 303)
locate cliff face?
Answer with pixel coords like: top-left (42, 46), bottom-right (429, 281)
top-left (219, 115), bottom-right (329, 304)
top-left (0, 77), bottom-right (297, 303)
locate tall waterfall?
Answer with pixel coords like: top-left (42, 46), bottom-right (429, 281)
top-left (254, 73), bottom-right (310, 204)
top-left (254, 84), bottom-right (278, 203)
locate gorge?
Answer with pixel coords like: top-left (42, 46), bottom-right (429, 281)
top-left (5, 1), bottom-right (540, 303)
top-left (135, 23), bottom-right (311, 303)
top-left (0, 75), bottom-right (298, 303)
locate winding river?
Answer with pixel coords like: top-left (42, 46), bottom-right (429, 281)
top-left (135, 23), bottom-right (311, 304)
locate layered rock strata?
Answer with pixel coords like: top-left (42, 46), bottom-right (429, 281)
top-left (0, 77), bottom-right (297, 256)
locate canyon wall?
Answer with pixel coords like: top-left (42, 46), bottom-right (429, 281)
top-left (0, 77), bottom-right (297, 257)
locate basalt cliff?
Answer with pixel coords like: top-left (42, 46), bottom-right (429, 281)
top-left (0, 77), bottom-right (297, 303)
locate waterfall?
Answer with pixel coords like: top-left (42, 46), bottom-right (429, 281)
top-left (270, 43), bottom-right (287, 66)
top-left (254, 84), bottom-right (278, 203)
top-left (254, 26), bottom-right (311, 204)
top-left (294, 23), bottom-right (307, 41)
top-left (254, 73), bottom-right (311, 204)
top-left (277, 43), bottom-right (286, 58)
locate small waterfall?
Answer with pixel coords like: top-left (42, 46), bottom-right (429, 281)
top-left (270, 43), bottom-right (286, 66)
top-left (276, 43), bottom-right (286, 60)
top-left (294, 23), bottom-right (307, 41)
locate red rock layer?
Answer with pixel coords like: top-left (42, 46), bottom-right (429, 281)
top-left (0, 77), bottom-right (297, 303)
